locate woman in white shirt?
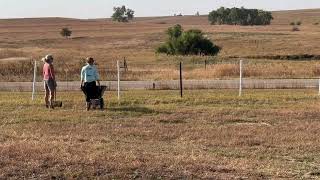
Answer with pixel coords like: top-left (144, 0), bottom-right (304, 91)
top-left (80, 57), bottom-right (101, 111)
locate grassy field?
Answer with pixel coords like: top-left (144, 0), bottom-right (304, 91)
top-left (1, 9), bottom-right (320, 81)
top-left (1, 90), bottom-right (320, 178)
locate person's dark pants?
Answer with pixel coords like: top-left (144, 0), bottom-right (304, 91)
top-left (82, 81), bottom-right (98, 103)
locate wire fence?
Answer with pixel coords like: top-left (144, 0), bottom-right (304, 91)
top-left (1, 79), bottom-right (319, 92)
top-left (1, 58), bottom-right (320, 94)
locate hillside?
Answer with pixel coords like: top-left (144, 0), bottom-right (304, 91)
top-left (1, 8), bottom-right (320, 26)
top-left (0, 8), bottom-right (320, 81)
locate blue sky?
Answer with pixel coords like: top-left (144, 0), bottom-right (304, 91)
top-left (1, 0), bottom-right (320, 19)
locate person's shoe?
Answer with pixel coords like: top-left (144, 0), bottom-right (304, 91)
top-left (50, 103), bottom-right (54, 109)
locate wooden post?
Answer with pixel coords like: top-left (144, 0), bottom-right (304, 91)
top-left (65, 70), bottom-right (68, 90)
top-left (123, 57), bottom-right (128, 72)
top-left (117, 60), bottom-right (120, 100)
top-left (239, 60), bottom-right (243, 97)
top-left (180, 62), bottom-right (183, 98)
top-left (318, 78), bottom-right (320, 96)
top-left (32, 60), bottom-right (37, 101)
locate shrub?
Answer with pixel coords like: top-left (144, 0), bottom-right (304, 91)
top-left (292, 27), bottom-right (300, 31)
top-left (156, 24), bottom-right (221, 56)
top-left (60, 28), bottom-right (72, 38)
top-left (296, 21), bottom-right (302, 26)
top-left (290, 22), bottom-right (295, 26)
top-left (157, 43), bottom-right (171, 54)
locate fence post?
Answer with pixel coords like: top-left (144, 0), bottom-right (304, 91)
top-left (65, 70), bottom-right (68, 90)
top-left (32, 60), bottom-right (37, 101)
top-left (124, 57), bottom-right (128, 72)
top-left (239, 60), bottom-right (243, 97)
top-left (180, 62), bottom-right (183, 98)
top-left (117, 60), bottom-right (120, 101)
top-left (318, 78), bottom-right (320, 96)
top-left (205, 60), bottom-right (207, 70)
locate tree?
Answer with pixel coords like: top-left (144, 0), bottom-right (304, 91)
top-left (60, 28), bottom-right (72, 38)
top-left (156, 24), bottom-right (221, 56)
top-left (126, 8), bottom-right (135, 21)
top-left (208, 11), bottom-right (220, 25)
top-left (167, 24), bottom-right (183, 40)
top-left (209, 7), bottom-right (273, 26)
top-left (112, 5), bottom-right (135, 22)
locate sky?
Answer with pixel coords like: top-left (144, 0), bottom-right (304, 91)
top-left (1, 0), bottom-right (320, 19)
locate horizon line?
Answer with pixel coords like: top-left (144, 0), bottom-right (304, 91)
top-left (0, 7), bottom-right (319, 20)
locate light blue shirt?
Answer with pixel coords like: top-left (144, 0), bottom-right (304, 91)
top-left (81, 64), bottom-right (100, 83)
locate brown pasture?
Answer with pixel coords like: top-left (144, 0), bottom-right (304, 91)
top-left (0, 9), bottom-right (320, 81)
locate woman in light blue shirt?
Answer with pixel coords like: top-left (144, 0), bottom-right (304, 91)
top-left (80, 57), bottom-right (101, 110)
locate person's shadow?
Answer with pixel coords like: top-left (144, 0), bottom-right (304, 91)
top-left (108, 106), bottom-right (156, 114)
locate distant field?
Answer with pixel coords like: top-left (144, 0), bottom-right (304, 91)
top-left (1, 90), bottom-right (320, 178)
top-left (2, 9), bottom-right (320, 179)
top-left (0, 9), bottom-right (320, 81)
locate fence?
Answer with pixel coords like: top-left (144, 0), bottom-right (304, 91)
top-left (1, 79), bottom-right (320, 91)
top-left (1, 58), bottom-right (320, 98)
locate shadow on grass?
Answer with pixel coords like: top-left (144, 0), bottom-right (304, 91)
top-left (159, 119), bottom-right (186, 124)
top-left (108, 106), bottom-right (156, 114)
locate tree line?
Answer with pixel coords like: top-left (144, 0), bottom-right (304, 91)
top-left (110, 6), bottom-right (273, 26)
top-left (208, 7), bottom-right (273, 26)
top-left (60, 6), bottom-right (274, 57)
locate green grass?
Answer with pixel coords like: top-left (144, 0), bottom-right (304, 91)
top-left (1, 90), bottom-right (320, 179)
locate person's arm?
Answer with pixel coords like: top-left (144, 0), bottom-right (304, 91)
top-left (43, 65), bottom-right (45, 79)
top-left (50, 64), bottom-right (55, 80)
top-left (80, 67), bottom-right (84, 88)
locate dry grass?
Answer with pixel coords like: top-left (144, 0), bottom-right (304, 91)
top-left (1, 90), bottom-right (320, 178)
top-left (1, 9), bottom-right (320, 81)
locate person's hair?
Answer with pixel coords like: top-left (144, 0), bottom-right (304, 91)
top-left (86, 57), bottom-right (95, 64)
top-left (41, 57), bottom-right (47, 63)
top-left (45, 54), bottom-right (54, 64)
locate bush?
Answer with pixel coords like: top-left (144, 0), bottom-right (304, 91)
top-left (290, 22), bottom-right (295, 26)
top-left (156, 24), bottom-right (221, 56)
top-left (157, 44), bottom-right (170, 54)
top-left (296, 21), bottom-right (302, 26)
top-left (209, 7), bottom-right (273, 26)
top-left (292, 27), bottom-right (300, 31)
top-left (60, 28), bottom-right (72, 38)
top-left (314, 22), bottom-right (319, 25)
